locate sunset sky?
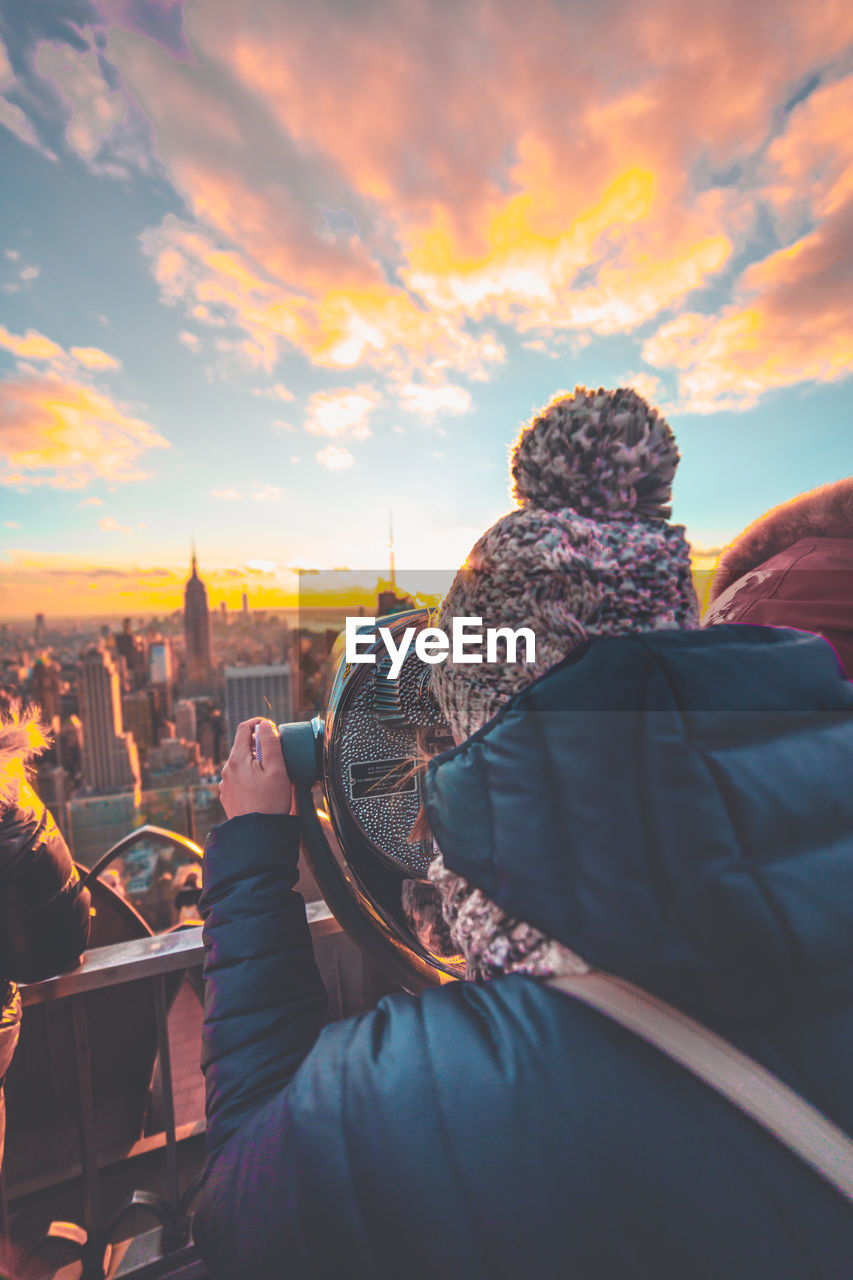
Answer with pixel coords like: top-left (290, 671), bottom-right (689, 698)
top-left (1, 0), bottom-right (851, 618)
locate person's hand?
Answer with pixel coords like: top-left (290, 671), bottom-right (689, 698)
top-left (218, 718), bottom-right (293, 820)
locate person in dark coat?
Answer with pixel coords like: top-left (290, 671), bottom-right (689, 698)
top-left (0, 702), bottom-right (91, 1167)
top-left (703, 475), bottom-right (853, 676)
top-left (194, 389), bottom-right (853, 1279)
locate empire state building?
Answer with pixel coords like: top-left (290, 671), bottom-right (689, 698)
top-left (184, 547), bottom-right (213, 691)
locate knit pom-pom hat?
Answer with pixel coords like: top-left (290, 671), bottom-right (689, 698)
top-left (431, 386), bottom-right (699, 742)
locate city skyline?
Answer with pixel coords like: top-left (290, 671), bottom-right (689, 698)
top-left (0, 555), bottom-right (310, 862)
top-left (0, 546), bottom-right (445, 625)
top-left (1, 1), bottom-right (852, 619)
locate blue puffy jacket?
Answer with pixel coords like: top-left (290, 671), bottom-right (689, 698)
top-left (194, 626), bottom-right (853, 1279)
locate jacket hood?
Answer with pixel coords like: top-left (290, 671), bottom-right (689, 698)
top-left (708, 476), bottom-right (853, 602)
top-left (703, 536), bottom-right (853, 678)
top-left (424, 626), bottom-right (853, 1023)
top-left (0, 703), bottom-right (49, 808)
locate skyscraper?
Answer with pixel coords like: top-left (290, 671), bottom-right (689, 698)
top-left (225, 664), bottom-right (292, 744)
top-left (175, 698), bottom-right (198, 744)
top-left (121, 691), bottom-right (155, 756)
top-left (79, 645), bottom-right (141, 794)
top-left (149, 639), bottom-right (173, 720)
top-left (114, 618), bottom-right (147, 690)
top-left (184, 547), bottom-right (213, 692)
top-left (30, 657), bottom-right (61, 723)
top-left (149, 640), bottom-right (173, 685)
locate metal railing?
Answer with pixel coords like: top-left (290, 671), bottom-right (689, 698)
top-left (4, 904), bottom-right (337, 1279)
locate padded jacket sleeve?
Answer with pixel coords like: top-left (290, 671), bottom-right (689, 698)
top-left (198, 812), bottom-right (329, 1162)
top-left (0, 782), bottom-right (90, 983)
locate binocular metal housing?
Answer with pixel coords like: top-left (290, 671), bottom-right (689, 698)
top-left (277, 610), bottom-right (465, 993)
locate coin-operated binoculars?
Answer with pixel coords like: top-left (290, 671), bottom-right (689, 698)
top-left (279, 609), bottom-right (465, 993)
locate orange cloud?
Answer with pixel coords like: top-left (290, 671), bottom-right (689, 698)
top-left (763, 74), bottom-right (853, 227)
top-left (0, 31), bottom-right (56, 159)
top-left (34, 39), bottom-right (127, 165)
top-left (403, 165), bottom-right (734, 338)
top-left (101, 0), bottom-right (853, 409)
top-left (622, 372), bottom-right (664, 405)
top-left (141, 210), bottom-right (507, 376)
top-left (210, 484), bottom-right (284, 501)
top-left (178, 329), bottom-right (201, 352)
top-left (70, 345), bottom-right (121, 370)
top-left (643, 215), bottom-right (853, 412)
top-left (304, 387), bottom-right (379, 440)
top-left (0, 372), bottom-right (170, 488)
top-left (99, 515), bottom-right (134, 534)
top-left (644, 70), bottom-right (853, 412)
top-left (207, 0), bottom-right (852, 226)
top-left (0, 326), bottom-right (64, 361)
top-left (398, 382), bottom-right (472, 418)
top-left (0, 326), bottom-right (123, 376)
top-left (315, 445), bottom-right (354, 471)
top-left (250, 383), bottom-right (294, 401)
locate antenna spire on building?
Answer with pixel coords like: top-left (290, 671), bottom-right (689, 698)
top-left (185, 541), bottom-right (213, 691)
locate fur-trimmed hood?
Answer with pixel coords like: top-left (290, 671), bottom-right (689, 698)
top-left (708, 476), bottom-right (853, 603)
top-left (0, 703), bottom-right (49, 808)
top-left (0, 704), bottom-right (90, 988)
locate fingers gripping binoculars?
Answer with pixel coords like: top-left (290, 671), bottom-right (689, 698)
top-left (278, 610), bottom-right (465, 993)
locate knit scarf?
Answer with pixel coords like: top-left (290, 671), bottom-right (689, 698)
top-left (426, 848), bottom-right (590, 982)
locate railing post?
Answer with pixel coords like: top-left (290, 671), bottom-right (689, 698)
top-left (152, 973), bottom-right (180, 1222)
top-left (71, 994), bottom-right (105, 1279)
top-left (10, 904), bottom-right (336, 1276)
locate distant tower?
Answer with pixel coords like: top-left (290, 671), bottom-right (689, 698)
top-left (225, 664), bottom-right (291, 744)
top-left (241, 591), bottom-right (249, 617)
top-left (175, 698), bottom-right (197, 744)
top-left (388, 511), bottom-right (397, 592)
top-left (34, 612), bottom-right (46, 643)
top-left (79, 646), bottom-right (140, 793)
top-left (377, 511), bottom-right (413, 618)
top-left (114, 617), bottom-right (147, 691)
top-left (184, 544), bottom-right (213, 691)
top-left (31, 657), bottom-right (61, 722)
top-left (149, 640), bottom-right (173, 686)
top-left (149, 638), bottom-right (173, 721)
top-left (121, 691), bottom-right (154, 757)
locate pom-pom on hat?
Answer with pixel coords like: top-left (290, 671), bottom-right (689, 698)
top-left (431, 386), bottom-right (699, 742)
top-left (512, 385), bottom-right (680, 519)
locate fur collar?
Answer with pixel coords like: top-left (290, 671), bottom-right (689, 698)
top-left (709, 476), bottom-right (853, 602)
top-left (0, 703), bottom-right (49, 807)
